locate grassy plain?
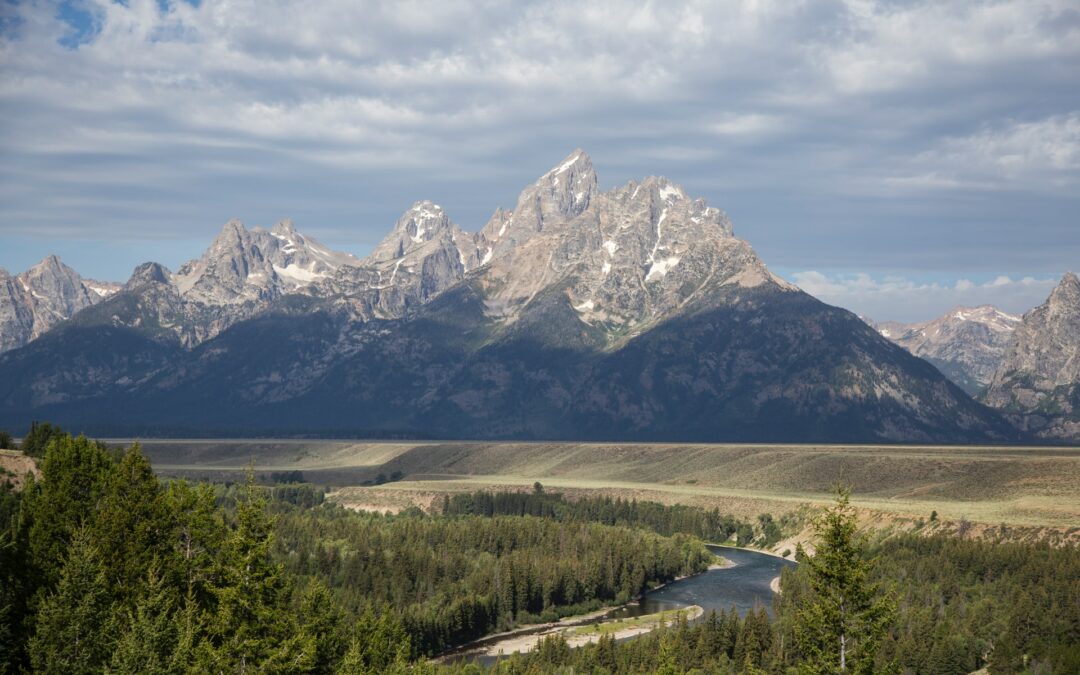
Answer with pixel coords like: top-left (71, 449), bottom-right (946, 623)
top-left (131, 439), bottom-right (1080, 538)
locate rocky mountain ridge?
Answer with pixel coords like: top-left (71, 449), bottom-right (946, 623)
top-left (0, 150), bottom-right (1031, 443)
top-left (983, 273), bottom-right (1080, 440)
top-left (868, 305), bottom-right (1021, 395)
top-left (17, 149), bottom-right (787, 351)
top-left (0, 256), bottom-right (119, 352)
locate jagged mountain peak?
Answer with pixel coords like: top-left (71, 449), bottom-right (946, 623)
top-left (0, 254), bottom-right (107, 352)
top-left (942, 305), bottom-right (1021, 330)
top-left (1049, 271), bottom-right (1080, 305)
top-left (23, 254), bottom-right (78, 282)
top-left (271, 218), bottom-right (296, 235)
top-left (213, 218), bottom-right (248, 245)
top-left (20, 255), bottom-right (90, 301)
top-left (126, 262), bottom-right (172, 289)
top-left (398, 201), bottom-right (451, 241)
top-left (366, 201), bottom-right (457, 264)
top-left (480, 150), bottom-right (600, 255)
top-left (263, 219), bottom-right (360, 270)
top-left (29, 253), bottom-right (65, 270)
top-left (472, 153), bottom-right (787, 336)
top-left (532, 148), bottom-right (598, 217)
top-left (173, 217), bottom-right (361, 305)
top-left (538, 148), bottom-right (593, 180)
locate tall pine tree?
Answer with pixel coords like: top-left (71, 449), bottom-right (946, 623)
top-left (794, 487), bottom-right (896, 674)
top-left (27, 528), bottom-right (117, 674)
top-left (199, 475), bottom-right (311, 672)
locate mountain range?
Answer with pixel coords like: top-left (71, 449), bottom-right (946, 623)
top-left (0, 150), bottom-right (1071, 443)
top-left (866, 306), bottom-right (1022, 396)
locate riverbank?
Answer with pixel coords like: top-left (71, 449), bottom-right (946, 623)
top-left (450, 605), bottom-right (705, 660)
top-left (709, 543), bottom-right (793, 561)
top-left (433, 553), bottom-right (728, 664)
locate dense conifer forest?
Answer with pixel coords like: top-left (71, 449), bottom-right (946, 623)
top-left (441, 489), bottom-right (746, 544)
top-left (1, 431), bottom-right (1077, 674)
top-left (0, 434), bottom-right (709, 673)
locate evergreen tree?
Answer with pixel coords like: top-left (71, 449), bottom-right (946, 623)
top-left (94, 445), bottom-right (172, 603)
top-left (108, 566), bottom-right (182, 675)
top-left (595, 633), bottom-right (617, 672)
top-left (20, 434), bottom-right (116, 588)
top-left (299, 578), bottom-right (350, 674)
top-left (655, 629), bottom-right (681, 675)
top-left (164, 480), bottom-right (223, 608)
top-left (18, 421), bottom-right (66, 458)
top-left (166, 591), bottom-right (206, 674)
top-left (793, 487), bottom-right (895, 674)
top-left (337, 606), bottom-right (411, 675)
top-left (0, 530), bottom-right (24, 673)
top-left (28, 529), bottom-right (117, 674)
top-left (201, 476), bottom-right (308, 672)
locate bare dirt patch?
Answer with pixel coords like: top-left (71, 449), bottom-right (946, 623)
top-left (0, 450), bottom-right (39, 489)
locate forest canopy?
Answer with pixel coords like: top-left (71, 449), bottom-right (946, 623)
top-left (0, 432), bottom-right (1077, 674)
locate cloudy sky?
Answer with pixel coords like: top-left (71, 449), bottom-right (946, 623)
top-left (1, 0), bottom-right (1077, 321)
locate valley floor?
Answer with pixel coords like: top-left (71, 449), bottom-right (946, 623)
top-left (133, 438), bottom-right (1080, 544)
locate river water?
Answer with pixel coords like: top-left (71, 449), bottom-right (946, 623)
top-left (618, 545), bottom-right (796, 619)
top-left (441, 545), bottom-right (795, 665)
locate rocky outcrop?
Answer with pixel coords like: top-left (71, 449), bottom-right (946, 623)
top-left (984, 273), bottom-right (1080, 440)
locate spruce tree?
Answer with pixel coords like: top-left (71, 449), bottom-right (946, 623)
top-left (20, 434), bottom-right (116, 589)
top-left (337, 605), bottom-right (411, 674)
top-left (164, 480), bottom-right (222, 608)
top-left (28, 528), bottom-right (117, 674)
top-left (202, 475), bottom-right (308, 672)
top-left (94, 445), bottom-right (171, 603)
top-left (298, 578), bottom-right (349, 674)
top-left (0, 530), bottom-right (25, 672)
top-left (794, 486), bottom-right (896, 674)
top-left (108, 567), bottom-right (181, 675)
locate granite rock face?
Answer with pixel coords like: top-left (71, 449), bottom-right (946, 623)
top-left (0, 256), bottom-right (117, 353)
top-left (984, 273), bottom-right (1080, 440)
top-left (56, 149), bottom-right (786, 348)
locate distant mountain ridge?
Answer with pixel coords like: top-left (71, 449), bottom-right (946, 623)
top-left (0, 150), bottom-right (1027, 443)
top-left (867, 305), bottom-right (1021, 395)
top-left (0, 255), bottom-right (119, 353)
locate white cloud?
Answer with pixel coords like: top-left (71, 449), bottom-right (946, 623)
top-left (790, 270), bottom-right (1061, 322)
top-left (871, 114), bottom-right (1080, 192)
top-left (819, 0), bottom-right (1080, 94)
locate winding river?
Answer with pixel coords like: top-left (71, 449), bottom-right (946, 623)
top-left (624, 545), bottom-right (796, 619)
top-left (441, 545), bottom-right (795, 665)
